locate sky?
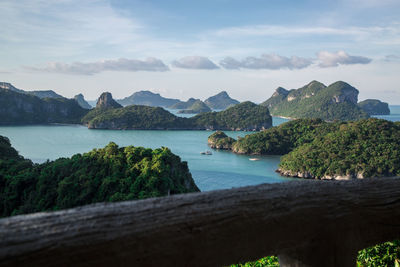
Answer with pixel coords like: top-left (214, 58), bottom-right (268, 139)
top-left (0, 0), bottom-right (400, 103)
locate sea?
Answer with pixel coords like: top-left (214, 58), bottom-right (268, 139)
top-left (0, 105), bottom-right (399, 192)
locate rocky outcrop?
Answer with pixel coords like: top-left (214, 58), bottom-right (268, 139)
top-left (260, 80), bottom-right (369, 121)
top-left (74, 94), bottom-right (92, 109)
top-left (276, 168), bottom-right (365, 180)
top-left (204, 91), bottom-right (240, 110)
top-left (207, 131), bottom-right (236, 149)
top-left (96, 92), bottom-right (122, 109)
top-left (358, 99), bottom-right (390, 115)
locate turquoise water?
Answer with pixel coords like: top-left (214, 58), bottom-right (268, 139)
top-left (373, 105), bottom-right (400, 122)
top-left (1, 107), bottom-right (398, 192)
top-left (0, 119), bottom-right (290, 192)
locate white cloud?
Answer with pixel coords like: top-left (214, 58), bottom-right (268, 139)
top-left (220, 54), bottom-right (313, 70)
top-left (172, 56), bottom-right (219, 69)
top-left (25, 58), bottom-right (169, 75)
top-left (317, 51), bottom-right (372, 67)
top-left (384, 54), bottom-right (400, 62)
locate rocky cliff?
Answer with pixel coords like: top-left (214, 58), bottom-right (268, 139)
top-left (74, 94), bottom-right (92, 109)
top-left (261, 81), bottom-right (369, 121)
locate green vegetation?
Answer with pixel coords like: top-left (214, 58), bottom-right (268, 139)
top-left (0, 88), bottom-right (88, 124)
top-left (261, 81), bottom-right (369, 121)
top-left (208, 131), bottom-right (236, 149)
top-left (178, 100), bottom-right (211, 114)
top-left (170, 98), bottom-right (197, 109)
top-left (83, 101), bottom-right (272, 131)
top-left (232, 118), bottom-right (337, 154)
top-left (358, 99), bottom-right (390, 115)
top-left (279, 119), bottom-right (400, 179)
top-left (0, 137), bottom-right (199, 217)
top-left (192, 101), bottom-right (272, 131)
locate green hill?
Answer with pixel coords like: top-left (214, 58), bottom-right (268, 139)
top-left (178, 99), bottom-right (212, 114)
top-left (0, 137), bottom-right (199, 217)
top-left (261, 81), bottom-right (369, 121)
top-left (278, 119), bottom-right (400, 179)
top-left (83, 94), bottom-right (272, 131)
top-left (358, 99), bottom-right (390, 115)
top-left (0, 88), bottom-right (88, 125)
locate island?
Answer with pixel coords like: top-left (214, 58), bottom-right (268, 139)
top-left (358, 99), bottom-right (390, 115)
top-left (177, 99), bottom-right (212, 114)
top-left (0, 86), bottom-right (88, 124)
top-left (82, 93), bottom-right (272, 131)
top-left (117, 90), bottom-right (182, 107)
top-left (209, 118), bottom-right (400, 179)
top-left (0, 135), bottom-right (199, 217)
top-left (261, 80), bottom-right (369, 121)
top-left (204, 91), bottom-right (240, 109)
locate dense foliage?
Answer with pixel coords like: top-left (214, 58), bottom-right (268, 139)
top-left (279, 119), bottom-right (400, 178)
top-left (192, 101), bottom-right (272, 130)
top-left (0, 88), bottom-right (88, 124)
top-left (83, 101), bottom-right (272, 131)
top-left (208, 131), bottom-right (236, 149)
top-left (0, 138), bottom-right (199, 217)
top-left (358, 99), bottom-right (390, 115)
top-left (178, 100), bottom-right (211, 114)
top-left (261, 81), bottom-right (369, 121)
top-left (232, 118), bottom-right (337, 154)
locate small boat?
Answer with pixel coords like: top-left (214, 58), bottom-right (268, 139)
top-left (200, 151), bottom-right (212, 155)
top-left (249, 158), bottom-right (260, 161)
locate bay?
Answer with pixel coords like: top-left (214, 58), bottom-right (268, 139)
top-left (0, 116), bottom-right (290, 192)
top-left (1, 106), bottom-right (399, 192)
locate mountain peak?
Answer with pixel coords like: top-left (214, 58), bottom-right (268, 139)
top-left (96, 92), bottom-right (122, 109)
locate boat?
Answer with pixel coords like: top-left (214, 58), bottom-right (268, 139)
top-left (249, 158), bottom-right (260, 161)
top-left (200, 151), bottom-right (212, 155)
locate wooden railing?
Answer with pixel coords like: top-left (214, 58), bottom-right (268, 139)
top-left (0, 177), bottom-right (399, 267)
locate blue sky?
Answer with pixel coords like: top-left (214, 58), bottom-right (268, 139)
top-left (1, 0), bottom-right (399, 103)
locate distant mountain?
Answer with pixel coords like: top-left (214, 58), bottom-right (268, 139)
top-left (74, 94), bottom-right (92, 109)
top-left (358, 99), bottom-right (390, 115)
top-left (0, 82), bottom-right (25, 94)
top-left (117, 90), bottom-right (182, 107)
top-left (0, 82), bottom-right (63, 99)
top-left (0, 88), bottom-right (88, 125)
top-left (29, 90), bottom-right (64, 99)
top-left (177, 100), bottom-right (212, 114)
top-left (204, 91), bottom-right (240, 109)
top-left (83, 93), bottom-right (271, 131)
top-left (169, 98), bottom-right (198, 109)
top-left (261, 81), bottom-right (369, 121)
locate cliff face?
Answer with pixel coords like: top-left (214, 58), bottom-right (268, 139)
top-left (74, 94), bottom-right (92, 109)
top-left (261, 81), bottom-right (368, 121)
top-left (358, 99), bottom-right (390, 115)
top-left (204, 91), bottom-right (240, 110)
top-left (96, 92), bottom-right (122, 109)
top-left (0, 88), bottom-right (88, 124)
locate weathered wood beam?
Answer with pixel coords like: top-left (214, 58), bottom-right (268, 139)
top-left (1, 177), bottom-right (400, 267)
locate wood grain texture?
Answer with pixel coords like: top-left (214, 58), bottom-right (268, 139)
top-left (1, 177), bottom-right (400, 267)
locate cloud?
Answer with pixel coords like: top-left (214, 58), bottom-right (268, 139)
top-left (384, 54), bottom-right (400, 62)
top-left (172, 56), bottom-right (219, 69)
top-left (317, 51), bottom-right (372, 67)
top-left (25, 58), bottom-right (170, 75)
top-left (219, 54), bottom-right (313, 70)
